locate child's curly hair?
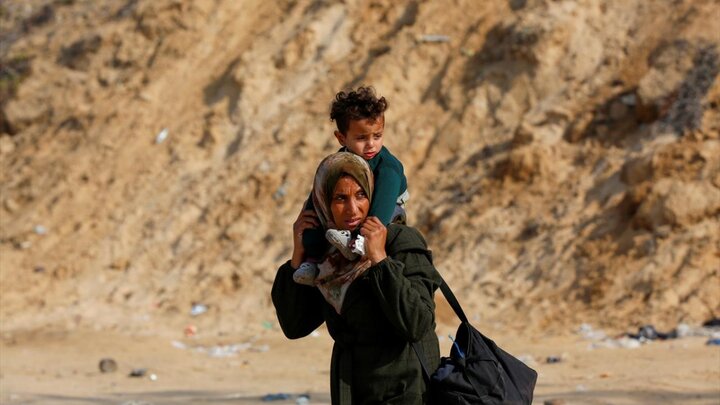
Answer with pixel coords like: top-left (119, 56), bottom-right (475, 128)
top-left (330, 86), bottom-right (388, 134)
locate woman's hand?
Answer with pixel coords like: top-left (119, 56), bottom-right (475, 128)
top-left (291, 209), bottom-right (319, 269)
top-left (360, 216), bottom-right (387, 265)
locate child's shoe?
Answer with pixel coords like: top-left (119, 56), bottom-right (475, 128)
top-left (293, 262), bottom-right (318, 286)
top-left (325, 229), bottom-right (359, 260)
top-left (351, 235), bottom-right (366, 256)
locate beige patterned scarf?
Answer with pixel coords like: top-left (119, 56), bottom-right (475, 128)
top-left (311, 152), bottom-right (374, 313)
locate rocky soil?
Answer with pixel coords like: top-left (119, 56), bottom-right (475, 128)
top-left (1, 0), bottom-right (719, 339)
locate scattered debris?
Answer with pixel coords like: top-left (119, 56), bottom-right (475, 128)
top-left (262, 393), bottom-right (291, 401)
top-left (190, 303), bottom-right (208, 316)
top-left (296, 394), bottom-right (311, 405)
top-left (155, 128), bottom-right (169, 144)
top-left (706, 338), bottom-right (720, 346)
top-left (128, 368), bottom-right (147, 377)
top-left (418, 34), bottom-right (450, 43)
top-left (545, 355), bottom-right (562, 364)
top-left (577, 323), bottom-right (607, 341)
top-left (580, 321), bottom-right (720, 350)
top-left (149, 373), bottom-right (158, 381)
top-left (98, 358), bottom-right (117, 373)
top-left (250, 344), bottom-right (270, 353)
top-left (33, 225), bottom-right (47, 235)
top-left (171, 339), bottom-right (269, 358)
top-left (273, 183), bottom-right (287, 200)
top-left (184, 324), bottom-right (197, 337)
top-left (627, 324), bottom-right (677, 341)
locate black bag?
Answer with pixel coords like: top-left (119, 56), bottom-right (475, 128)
top-left (413, 281), bottom-right (538, 404)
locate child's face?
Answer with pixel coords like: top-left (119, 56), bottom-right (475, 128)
top-left (334, 116), bottom-right (384, 160)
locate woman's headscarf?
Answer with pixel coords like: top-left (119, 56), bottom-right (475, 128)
top-left (309, 152), bottom-right (374, 314)
top-left (311, 152), bottom-right (374, 230)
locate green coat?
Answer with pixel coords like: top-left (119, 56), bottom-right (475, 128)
top-left (272, 224), bottom-right (442, 404)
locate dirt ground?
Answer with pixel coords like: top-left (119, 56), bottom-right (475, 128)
top-left (1, 322), bottom-right (718, 405)
top-left (1, 1), bottom-right (720, 404)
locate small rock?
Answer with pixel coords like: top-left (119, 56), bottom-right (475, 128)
top-left (620, 93), bottom-right (637, 106)
top-left (129, 368), bottom-right (147, 377)
top-left (98, 358), bottom-right (117, 373)
top-left (3, 198), bottom-right (20, 213)
top-left (609, 100), bottom-right (630, 121)
top-left (546, 355), bottom-right (562, 364)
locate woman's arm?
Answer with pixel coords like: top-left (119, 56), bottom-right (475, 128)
top-left (361, 221), bottom-right (441, 341)
top-left (366, 250), bottom-right (440, 342)
top-left (271, 261), bottom-right (326, 339)
top-left (271, 208), bottom-right (326, 338)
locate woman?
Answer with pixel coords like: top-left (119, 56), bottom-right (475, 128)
top-left (272, 152), bottom-right (442, 404)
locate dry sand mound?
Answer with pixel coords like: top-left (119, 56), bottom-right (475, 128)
top-left (1, 0), bottom-right (718, 337)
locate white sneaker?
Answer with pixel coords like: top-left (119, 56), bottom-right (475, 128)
top-left (351, 235), bottom-right (365, 256)
top-left (293, 262), bottom-right (318, 286)
top-left (325, 229), bottom-right (359, 260)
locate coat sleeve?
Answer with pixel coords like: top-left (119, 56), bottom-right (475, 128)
top-left (365, 247), bottom-right (441, 342)
top-left (271, 261), bottom-right (326, 339)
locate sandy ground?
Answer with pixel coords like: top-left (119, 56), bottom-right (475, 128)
top-left (1, 322), bottom-right (718, 405)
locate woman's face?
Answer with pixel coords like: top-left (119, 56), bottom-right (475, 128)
top-left (330, 175), bottom-right (370, 230)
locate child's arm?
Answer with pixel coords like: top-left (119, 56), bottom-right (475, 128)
top-left (368, 165), bottom-right (404, 225)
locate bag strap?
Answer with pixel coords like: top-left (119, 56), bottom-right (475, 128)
top-left (413, 278), bottom-right (470, 385)
top-left (438, 280), bottom-right (469, 324)
top-left (399, 249), bottom-right (471, 382)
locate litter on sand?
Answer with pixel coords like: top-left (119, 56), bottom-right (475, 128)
top-left (155, 128), bottom-right (169, 144)
top-left (418, 34), bottom-right (450, 43)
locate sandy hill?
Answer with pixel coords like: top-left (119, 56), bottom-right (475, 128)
top-left (1, 0), bottom-right (718, 337)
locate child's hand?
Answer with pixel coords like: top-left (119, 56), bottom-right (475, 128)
top-left (360, 216), bottom-right (387, 265)
top-left (291, 209), bottom-right (319, 268)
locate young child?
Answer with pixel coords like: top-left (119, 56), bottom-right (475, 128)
top-left (293, 86), bottom-right (409, 285)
